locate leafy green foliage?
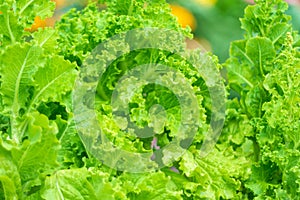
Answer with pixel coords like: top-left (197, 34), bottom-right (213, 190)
top-left (225, 0), bottom-right (300, 198)
top-left (42, 168), bottom-right (127, 200)
top-left (56, 0), bottom-right (191, 66)
top-left (0, 0), bottom-right (299, 199)
top-left (0, 0), bottom-right (55, 46)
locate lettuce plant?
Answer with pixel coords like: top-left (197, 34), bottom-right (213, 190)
top-left (0, 0), bottom-right (299, 199)
top-left (224, 0), bottom-right (300, 198)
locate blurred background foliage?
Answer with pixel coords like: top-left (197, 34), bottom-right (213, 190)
top-left (37, 0), bottom-right (300, 62)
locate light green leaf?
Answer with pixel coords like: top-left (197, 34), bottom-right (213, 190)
top-left (0, 43), bottom-right (43, 113)
top-left (240, 0), bottom-right (290, 38)
top-left (0, 43), bottom-right (44, 142)
top-left (0, 0), bottom-right (55, 47)
top-left (246, 37), bottom-right (276, 75)
top-left (245, 162), bottom-right (282, 196)
top-left (119, 171), bottom-right (182, 200)
top-left (178, 148), bottom-right (245, 199)
top-left (16, 0), bottom-right (55, 22)
top-left (56, 117), bottom-right (87, 168)
top-left (42, 168), bottom-right (103, 200)
top-left (245, 85), bottom-right (267, 118)
top-left (0, 3), bottom-right (23, 45)
top-left (269, 23), bottom-right (291, 45)
top-left (32, 28), bottom-right (58, 53)
top-left (10, 112), bottom-right (59, 183)
top-left (30, 55), bottom-right (77, 111)
top-left (226, 40), bottom-right (258, 92)
top-left (0, 140), bottom-right (21, 200)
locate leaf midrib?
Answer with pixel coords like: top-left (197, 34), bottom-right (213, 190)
top-left (28, 62), bottom-right (72, 113)
top-left (12, 48), bottom-right (32, 117)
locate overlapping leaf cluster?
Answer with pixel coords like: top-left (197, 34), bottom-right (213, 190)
top-left (224, 0), bottom-right (300, 198)
top-left (0, 0), bottom-right (79, 199)
top-left (0, 0), bottom-right (241, 199)
top-left (0, 0), bottom-right (299, 199)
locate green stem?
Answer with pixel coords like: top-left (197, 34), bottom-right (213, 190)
top-left (252, 136), bottom-right (260, 162)
top-left (233, 71), bottom-right (254, 88)
top-left (258, 43), bottom-right (265, 78)
top-left (6, 15), bottom-right (16, 44)
top-left (128, 0), bottom-right (134, 15)
top-left (19, 0), bottom-right (34, 15)
top-left (11, 48), bottom-right (32, 143)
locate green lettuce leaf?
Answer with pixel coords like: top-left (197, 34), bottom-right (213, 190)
top-left (0, 3), bottom-right (23, 45)
top-left (0, 140), bottom-right (21, 200)
top-left (42, 168), bottom-right (126, 200)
